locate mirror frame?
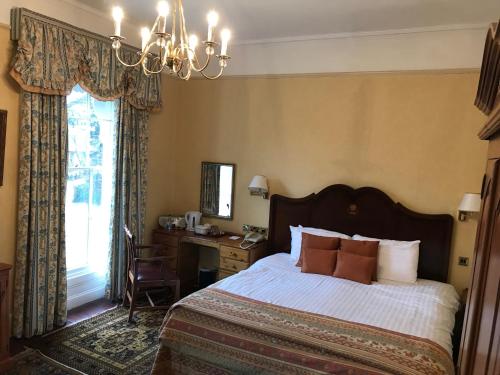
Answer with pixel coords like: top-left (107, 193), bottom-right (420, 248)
top-left (200, 161), bottom-right (236, 220)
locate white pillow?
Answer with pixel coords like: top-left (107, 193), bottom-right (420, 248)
top-left (290, 226), bottom-right (351, 262)
top-left (353, 234), bottom-right (420, 284)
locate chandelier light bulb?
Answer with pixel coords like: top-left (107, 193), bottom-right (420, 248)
top-left (188, 34), bottom-right (198, 60)
top-left (220, 28), bottom-right (231, 56)
top-left (111, 6), bottom-right (124, 36)
top-left (156, 1), bottom-right (169, 33)
top-left (112, 6), bottom-right (124, 22)
top-left (157, 1), bottom-right (169, 17)
top-left (207, 11), bottom-right (219, 27)
top-left (206, 10), bottom-right (219, 42)
top-left (141, 27), bottom-right (151, 51)
top-left (189, 34), bottom-right (199, 49)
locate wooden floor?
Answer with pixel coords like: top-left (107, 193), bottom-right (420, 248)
top-left (10, 298), bottom-right (116, 356)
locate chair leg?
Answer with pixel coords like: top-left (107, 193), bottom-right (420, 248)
top-left (128, 284), bottom-right (138, 323)
top-left (122, 276), bottom-right (131, 307)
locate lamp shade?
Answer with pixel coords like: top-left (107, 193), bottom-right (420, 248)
top-left (248, 175), bottom-right (268, 191)
top-left (458, 193), bottom-right (481, 213)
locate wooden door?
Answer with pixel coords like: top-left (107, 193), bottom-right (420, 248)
top-left (459, 158), bottom-right (500, 374)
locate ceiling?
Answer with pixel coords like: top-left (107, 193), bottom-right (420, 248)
top-left (76, 0), bottom-right (500, 43)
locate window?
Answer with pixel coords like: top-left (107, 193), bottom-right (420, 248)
top-left (65, 85), bottom-right (117, 308)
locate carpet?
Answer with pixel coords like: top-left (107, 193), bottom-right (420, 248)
top-left (28, 307), bottom-right (166, 375)
top-left (3, 349), bottom-right (85, 375)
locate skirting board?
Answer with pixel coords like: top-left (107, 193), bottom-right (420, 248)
top-left (67, 285), bottom-right (105, 310)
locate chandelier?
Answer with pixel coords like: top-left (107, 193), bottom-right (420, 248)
top-left (110, 0), bottom-right (231, 80)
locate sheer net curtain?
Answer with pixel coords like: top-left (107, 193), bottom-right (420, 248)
top-left (9, 8), bottom-right (161, 337)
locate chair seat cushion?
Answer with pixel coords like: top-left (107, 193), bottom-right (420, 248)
top-left (136, 263), bottom-right (178, 282)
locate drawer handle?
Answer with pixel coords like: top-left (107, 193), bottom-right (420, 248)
top-left (232, 265), bottom-right (237, 270)
top-left (230, 252), bottom-right (237, 257)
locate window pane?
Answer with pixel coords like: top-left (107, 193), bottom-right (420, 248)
top-left (66, 169), bottom-right (90, 270)
top-left (66, 85), bottom-right (117, 274)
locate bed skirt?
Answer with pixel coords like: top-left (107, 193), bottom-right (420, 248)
top-left (152, 288), bottom-right (454, 375)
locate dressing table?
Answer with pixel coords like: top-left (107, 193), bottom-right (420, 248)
top-left (152, 229), bottom-right (267, 296)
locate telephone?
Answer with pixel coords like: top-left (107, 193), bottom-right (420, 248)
top-left (239, 232), bottom-right (265, 249)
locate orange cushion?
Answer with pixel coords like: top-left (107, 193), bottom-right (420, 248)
top-left (333, 252), bottom-right (376, 285)
top-left (340, 239), bottom-right (379, 280)
top-left (296, 233), bottom-right (340, 267)
top-left (301, 248), bottom-right (338, 276)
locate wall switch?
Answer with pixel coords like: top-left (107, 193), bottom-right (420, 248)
top-left (458, 256), bottom-right (469, 267)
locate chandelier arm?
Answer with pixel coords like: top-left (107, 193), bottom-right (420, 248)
top-left (142, 57), bottom-right (166, 75)
top-left (176, 66), bottom-right (192, 81)
top-left (189, 52), bottom-right (212, 72)
top-left (199, 66), bottom-right (225, 80)
top-left (114, 48), bottom-right (145, 68)
top-left (173, 57), bottom-right (185, 74)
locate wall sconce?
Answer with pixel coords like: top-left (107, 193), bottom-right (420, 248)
top-left (248, 175), bottom-right (269, 199)
top-left (458, 193), bottom-right (481, 221)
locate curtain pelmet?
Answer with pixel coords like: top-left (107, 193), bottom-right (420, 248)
top-left (10, 8), bottom-right (162, 111)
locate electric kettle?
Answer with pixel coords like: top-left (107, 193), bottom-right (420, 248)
top-left (185, 211), bottom-right (202, 231)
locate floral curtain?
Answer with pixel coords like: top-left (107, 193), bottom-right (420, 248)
top-left (10, 8), bottom-right (161, 336)
top-left (106, 100), bottom-right (149, 300)
top-left (13, 92), bottom-right (68, 338)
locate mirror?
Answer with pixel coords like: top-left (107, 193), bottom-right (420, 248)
top-left (200, 162), bottom-right (235, 220)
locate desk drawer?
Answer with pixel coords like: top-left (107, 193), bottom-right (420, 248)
top-left (220, 257), bottom-right (248, 273)
top-left (220, 246), bottom-right (249, 263)
top-left (153, 232), bottom-right (179, 248)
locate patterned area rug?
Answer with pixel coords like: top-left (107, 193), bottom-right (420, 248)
top-left (4, 349), bottom-right (85, 375)
top-left (28, 307), bottom-right (166, 375)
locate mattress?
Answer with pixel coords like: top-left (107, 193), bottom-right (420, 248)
top-left (212, 252), bottom-right (460, 355)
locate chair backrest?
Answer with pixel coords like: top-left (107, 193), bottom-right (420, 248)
top-left (124, 225), bottom-right (136, 274)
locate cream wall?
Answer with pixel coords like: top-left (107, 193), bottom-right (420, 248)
top-left (146, 71), bottom-right (487, 293)
top-left (0, 25), bottom-right (20, 307)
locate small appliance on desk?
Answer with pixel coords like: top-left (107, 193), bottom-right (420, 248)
top-left (194, 224), bottom-right (225, 237)
top-left (158, 215), bottom-right (186, 230)
top-left (185, 211), bottom-right (202, 231)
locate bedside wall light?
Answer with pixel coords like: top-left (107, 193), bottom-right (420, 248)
top-left (248, 175), bottom-right (269, 199)
top-left (458, 193), bottom-right (481, 221)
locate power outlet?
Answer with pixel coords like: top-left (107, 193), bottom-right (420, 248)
top-left (458, 256), bottom-right (469, 267)
top-left (242, 224), bottom-right (268, 236)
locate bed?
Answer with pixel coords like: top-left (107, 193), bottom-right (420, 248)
top-left (152, 184), bottom-right (459, 374)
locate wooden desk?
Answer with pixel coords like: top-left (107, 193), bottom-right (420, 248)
top-left (0, 263), bottom-right (12, 363)
top-left (152, 229), bottom-right (267, 296)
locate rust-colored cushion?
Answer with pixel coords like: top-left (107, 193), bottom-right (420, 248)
top-left (340, 239), bottom-right (379, 280)
top-left (301, 248), bottom-right (339, 276)
top-left (333, 252), bottom-right (376, 285)
top-left (296, 233), bottom-right (340, 267)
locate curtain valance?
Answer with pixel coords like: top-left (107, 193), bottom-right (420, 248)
top-left (10, 8), bottom-right (161, 111)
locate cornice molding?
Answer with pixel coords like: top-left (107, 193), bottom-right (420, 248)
top-left (233, 23), bottom-right (489, 46)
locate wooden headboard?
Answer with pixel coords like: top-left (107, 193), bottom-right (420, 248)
top-left (267, 184), bottom-right (454, 283)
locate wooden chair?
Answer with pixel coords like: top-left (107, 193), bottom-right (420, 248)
top-left (123, 225), bottom-right (180, 323)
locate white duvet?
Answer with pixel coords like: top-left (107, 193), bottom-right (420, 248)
top-left (212, 253), bottom-right (460, 356)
